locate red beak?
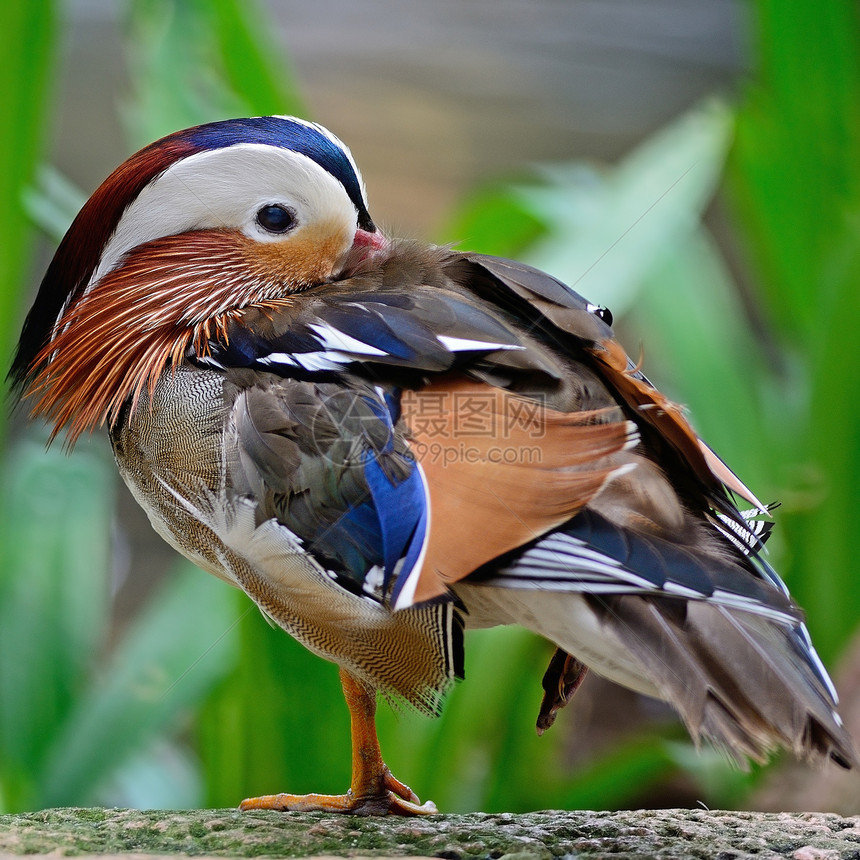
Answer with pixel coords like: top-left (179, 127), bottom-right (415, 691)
top-left (352, 228), bottom-right (388, 254)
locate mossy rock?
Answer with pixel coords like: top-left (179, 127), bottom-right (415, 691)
top-left (1, 807), bottom-right (860, 858)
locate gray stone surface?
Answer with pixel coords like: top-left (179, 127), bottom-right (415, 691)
top-left (2, 808), bottom-right (860, 859)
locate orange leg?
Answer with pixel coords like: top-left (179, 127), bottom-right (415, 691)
top-left (239, 669), bottom-right (437, 815)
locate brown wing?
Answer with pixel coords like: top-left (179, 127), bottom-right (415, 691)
top-left (589, 337), bottom-right (767, 514)
top-left (452, 253), bottom-right (767, 517)
top-left (399, 377), bottom-right (638, 604)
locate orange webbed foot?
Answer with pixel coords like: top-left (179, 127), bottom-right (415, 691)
top-left (238, 670), bottom-right (438, 816)
top-left (239, 767), bottom-right (437, 816)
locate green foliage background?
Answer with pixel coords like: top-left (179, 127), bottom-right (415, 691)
top-left (2, 0), bottom-right (859, 814)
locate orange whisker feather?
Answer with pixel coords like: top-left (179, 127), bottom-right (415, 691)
top-left (23, 230), bottom-right (302, 445)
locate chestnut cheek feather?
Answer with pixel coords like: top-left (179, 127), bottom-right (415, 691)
top-left (244, 217), bottom-right (353, 285)
top-left (24, 226), bottom-right (347, 445)
top-left (27, 282), bottom-right (220, 446)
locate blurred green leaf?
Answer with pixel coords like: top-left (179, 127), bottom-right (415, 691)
top-left (443, 184), bottom-right (549, 258)
top-left (124, 0), bottom-right (305, 148)
top-left (208, 0), bottom-right (305, 118)
top-left (729, 1), bottom-right (860, 340)
top-left (792, 228), bottom-right (860, 660)
top-left (664, 742), bottom-right (758, 809)
top-left (38, 560), bottom-right (238, 808)
top-left (99, 738), bottom-right (203, 810)
top-left (0, 2), bottom-right (57, 439)
top-left (23, 166), bottom-right (87, 244)
top-left (728, 0), bottom-right (860, 661)
top-left (554, 735), bottom-right (677, 811)
top-left (0, 436), bottom-right (113, 811)
top-left (515, 100), bottom-right (732, 317)
top-left (631, 231), bottom-right (785, 488)
top-left (198, 598), bottom-right (350, 806)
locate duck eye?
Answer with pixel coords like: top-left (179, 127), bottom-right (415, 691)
top-left (256, 204), bottom-right (296, 234)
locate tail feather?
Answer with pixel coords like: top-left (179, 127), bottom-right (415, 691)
top-left (591, 594), bottom-right (856, 768)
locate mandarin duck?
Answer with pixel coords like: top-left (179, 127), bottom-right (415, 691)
top-left (10, 116), bottom-right (856, 815)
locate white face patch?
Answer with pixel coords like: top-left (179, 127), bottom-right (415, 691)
top-left (87, 143), bottom-right (360, 294)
